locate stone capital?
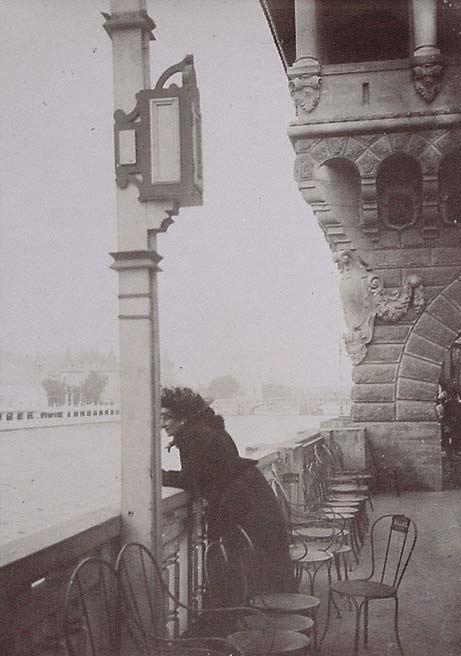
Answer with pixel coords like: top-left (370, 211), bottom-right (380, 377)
top-left (110, 249), bottom-right (162, 272)
top-left (102, 9), bottom-right (156, 40)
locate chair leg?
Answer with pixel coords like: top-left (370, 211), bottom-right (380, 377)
top-left (367, 491), bottom-right (374, 512)
top-left (363, 599), bottom-right (369, 646)
top-left (349, 531), bottom-right (360, 566)
top-left (334, 553), bottom-right (341, 581)
top-left (394, 596), bottom-right (404, 656)
top-left (351, 522), bottom-right (362, 560)
top-left (320, 590), bottom-right (333, 645)
top-left (352, 598), bottom-right (363, 656)
top-left (343, 553), bottom-right (349, 581)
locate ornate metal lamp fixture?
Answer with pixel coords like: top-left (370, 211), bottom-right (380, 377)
top-left (114, 55), bottom-right (203, 208)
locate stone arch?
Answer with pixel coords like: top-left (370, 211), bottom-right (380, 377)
top-left (396, 276), bottom-right (461, 420)
top-left (315, 157), bottom-right (361, 218)
top-left (297, 155), bottom-right (361, 249)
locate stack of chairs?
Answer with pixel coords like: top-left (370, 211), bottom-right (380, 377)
top-left (318, 440), bottom-right (374, 511)
top-left (207, 527), bottom-right (318, 654)
top-left (308, 446), bottom-right (372, 560)
top-left (270, 470), bottom-right (354, 588)
top-left (63, 538), bottom-right (316, 656)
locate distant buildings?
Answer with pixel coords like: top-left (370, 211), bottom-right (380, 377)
top-left (0, 348), bottom-right (120, 409)
top-left (48, 349), bottom-right (120, 405)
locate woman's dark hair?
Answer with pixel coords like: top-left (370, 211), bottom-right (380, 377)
top-left (161, 387), bottom-right (211, 422)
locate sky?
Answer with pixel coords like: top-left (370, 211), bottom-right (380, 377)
top-left (0, 0), bottom-right (351, 393)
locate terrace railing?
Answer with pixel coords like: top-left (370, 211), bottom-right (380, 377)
top-left (0, 431), bottom-right (323, 655)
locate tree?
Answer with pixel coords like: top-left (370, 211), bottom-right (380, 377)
top-left (207, 375), bottom-right (241, 399)
top-left (80, 371), bottom-right (108, 404)
top-left (42, 377), bottom-right (66, 406)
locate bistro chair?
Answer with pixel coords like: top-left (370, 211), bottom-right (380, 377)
top-left (116, 541), bottom-right (285, 656)
top-left (63, 554), bottom-right (240, 656)
top-left (276, 468), bottom-right (358, 575)
top-left (307, 460), bottom-right (367, 558)
top-left (314, 445), bottom-right (373, 512)
top-left (204, 537), bottom-right (312, 656)
top-left (64, 557), bottom-right (121, 656)
top-left (270, 476), bottom-right (346, 589)
top-left (301, 464), bottom-right (364, 567)
top-left (325, 438), bottom-right (373, 485)
top-left (322, 514), bottom-right (417, 656)
top-left (224, 525), bottom-right (320, 651)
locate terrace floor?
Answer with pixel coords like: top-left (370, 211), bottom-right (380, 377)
top-left (302, 489), bottom-right (461, 656)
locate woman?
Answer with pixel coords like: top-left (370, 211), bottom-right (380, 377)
top-left (161, 386), bottom-right (295, 596)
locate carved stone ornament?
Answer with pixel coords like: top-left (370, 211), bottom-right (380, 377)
top-left (412, 61), bottom-right (444, 103)
top-left (380, 184), bottom-right (419, 231)
top-left (288, 75), bottom-right (321, 115)
top-left (334, 250), bottom-right (425, 365)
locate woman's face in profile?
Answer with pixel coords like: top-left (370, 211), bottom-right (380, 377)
top-left (160, 409), bottom-right (183, 437)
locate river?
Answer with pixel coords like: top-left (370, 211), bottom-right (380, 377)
top-left (0, 414), bottom-right (326, 543)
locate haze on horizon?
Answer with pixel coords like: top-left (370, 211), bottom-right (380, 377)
top-left (0, 0), bottom-right (351, 395)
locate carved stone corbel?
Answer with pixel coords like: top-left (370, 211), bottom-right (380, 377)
top-left (359, 176), bottom-right (380, 240)
top-left (288, 75), bottom-right (322, 116)
top-left (411, 56), bottom-right (444, 103)
top-left (334, 250), bottom-right (425, 364)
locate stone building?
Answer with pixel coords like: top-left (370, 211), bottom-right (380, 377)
top-left (261, 0), bottom-right (461, 489)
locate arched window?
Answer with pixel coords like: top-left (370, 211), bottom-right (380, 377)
top-left (377, 154), bottom-right (422, 230)
top-left (316, 157), bottom-right (361, 223)
top-left (319, 0), bottom-right (410, 65)
top-left (439, 150), bottom-right (461, 225)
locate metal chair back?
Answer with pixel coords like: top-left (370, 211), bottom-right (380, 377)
top-left (116, 542), bottom-right (171, 650)
top-left (210, 524), bottom-right (273, 601)
top-left (328, 438), bottom-right (345, 470)
top-left (204, 537), bottom-right (249, 607)
top-left (270, 477), bottom-right (293, 525)
top-left (116, 542), bottom-right (258, 656)
top-left (64, 556), bottom-right (120, 656)
top-left (304, 459), bottom-right (327, 506)
top-left (369, 514), bottom-right (417, 590)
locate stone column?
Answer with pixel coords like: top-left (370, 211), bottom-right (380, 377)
top-left (288, 1), bottom-right (321, 118)
top-left (293, 0), bottom-right (320, 70)
top-left (412, 0), bottom-right (439, 57)
top-left (105, 0), bottom-right (171, 565)
top-left (411, 0), bottom-right (443, 103)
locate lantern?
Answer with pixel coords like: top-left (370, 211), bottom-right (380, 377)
top-left (114, 55), bottom-right (203, 208)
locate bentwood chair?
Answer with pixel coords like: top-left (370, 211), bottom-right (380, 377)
top-left (324, 439), bottom-right (373, 485)
top-left (116, 541), bottom-right (281, 656)
top-left (307, 460), bottom-right (367, 561)
top-left (223, 525), bottom-right (320, 651)
top-left (64, 554), bottom-right (240, 656)
top-left (64, 557), bottom-right (121, 656)
top-left (315, 443), bottom-right (374, 512)
top-left (322, 514), bottom-right (418, 656)
top-left (204, 537), bottom-right (313, 656)
top-left (270, 476), bottom-right (343, 589)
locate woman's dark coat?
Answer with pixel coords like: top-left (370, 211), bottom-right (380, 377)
top-left (162, 409), bottom-right (295, 597)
